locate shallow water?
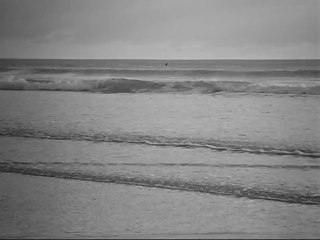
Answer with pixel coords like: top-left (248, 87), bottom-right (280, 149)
top-left (0, 90), bottom-right (319, 205)
top-left (0, 91), bottom-right (319, 154)
top-left (1, 136), bottom-right (320, 205)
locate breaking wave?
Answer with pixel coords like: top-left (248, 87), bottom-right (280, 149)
top-left (1, 128), bottom-right (319, 158)
top-left (1, 162), bottom-right (319, 205)
top-left (1, 77), bottom-right (320, 95)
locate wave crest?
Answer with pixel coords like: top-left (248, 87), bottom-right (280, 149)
top-left (1, 77), bottom-right (320, 95)
top-left (26, 67), bottom-right (320, 78)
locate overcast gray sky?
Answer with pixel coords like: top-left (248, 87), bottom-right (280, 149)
top-left (0, 0), bottom-right (319, 59)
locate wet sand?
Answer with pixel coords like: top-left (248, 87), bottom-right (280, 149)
top-left (0, 172), bottom-right (319, 239)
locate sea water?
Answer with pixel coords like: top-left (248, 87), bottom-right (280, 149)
top-left (0, 59), bottom-right (320, 236)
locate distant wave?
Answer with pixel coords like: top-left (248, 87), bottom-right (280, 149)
top-left (0, 67), bottom-right (11, 72)
top-left (1, 162), bottom-right (319, 205)
top-left (1, 128), bottom-right (319, 158)
top-left (2, 66), bottom-right (320, 77)
top-left (1, 77), bottom-right (320, 95)
top-left (4, 67), bottom-right (317, 78)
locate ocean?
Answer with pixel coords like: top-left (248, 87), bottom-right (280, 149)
top-left (0, 59), bottom-right (320, 237)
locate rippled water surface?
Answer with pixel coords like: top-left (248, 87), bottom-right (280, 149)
top-left (0, 91), bottom-right (319, 204)
top-left (0, 59), bottom-right (319, 237)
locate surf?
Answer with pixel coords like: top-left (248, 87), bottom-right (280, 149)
top-left (1, 162), bottom-right (319, 205)
top-left (1, 77), bottom-right (320, 95)
top-left (1, 128), bottom-right (319, 158)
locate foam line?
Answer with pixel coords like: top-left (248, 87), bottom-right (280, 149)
top-left (1, 129), bottom-right (319, 158)
top-left (1, 162), bottom-right (319, 205)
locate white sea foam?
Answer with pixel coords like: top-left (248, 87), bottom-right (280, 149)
top-left (1, 76), bottom-right (320, 95)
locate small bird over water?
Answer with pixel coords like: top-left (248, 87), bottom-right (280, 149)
top-left (165, 62), bottom-right (168, 66)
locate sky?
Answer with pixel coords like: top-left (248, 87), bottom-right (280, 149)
top-left (0, 0), bottom-right (319, 59)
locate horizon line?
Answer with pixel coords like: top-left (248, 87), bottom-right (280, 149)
top-left (0, 58), bottom-right (319, 61)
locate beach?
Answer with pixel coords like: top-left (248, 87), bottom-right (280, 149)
top-left (1, 0), bottom-right (320, 236)
top-left (1, 172), bottom-right (320, 239)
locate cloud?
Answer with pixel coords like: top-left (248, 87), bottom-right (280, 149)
top-left (0, 0), bottom-right (318, 59)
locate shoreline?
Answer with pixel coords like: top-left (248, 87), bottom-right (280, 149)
top-left (1, 172), bottom-right (320, 239)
